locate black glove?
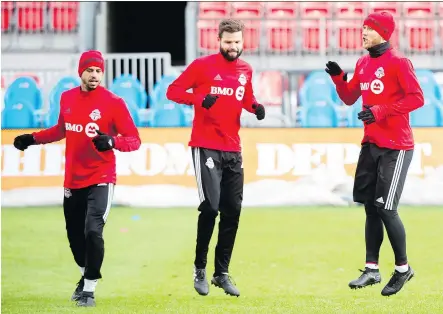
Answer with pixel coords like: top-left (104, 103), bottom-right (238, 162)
top-left (202, 94), bottom-right (219, 109)
top-left (92, 130), bottom-right (115, 152)
top-left (252, 103), bottom-right (265, 120)
top-left (325, 61), bottom-right (347, 81)
top-left (358, 105), bottom-right (376, 125)
top-left (13, 134), bottom-right (36, 151)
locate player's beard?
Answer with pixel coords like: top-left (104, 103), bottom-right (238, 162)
top-left (82, 78), bottom-right (100, 91)
top-left (220, 47), bottom-right (243, 62)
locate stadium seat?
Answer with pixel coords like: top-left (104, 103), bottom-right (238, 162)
top-left (301, 100), bottom-right (339, 128)
top-left (110, 74), bottom-right (148, 109)
top-left (13, 72), bottom-right (41, 86)
top-left (49, 76), bottom-right (80, 116)
top-left (231, 2), bottom-right (263, 16)
top-left (415, 69), bottom-right (442, 101)
top-left (402, 2), bottom-right (434, 15)
top-left (197, 15), bottom-right (221, 51)
top-left (404, 11), bottom-right (435, 51)
top-left (335, 7), bottom-right (365, 51)
top-left (266, 11), bottom-right (296, 52)
top-left (1, 1), bottom-right (14, 32)
top-left (1, 100), bottom-right (37, 129)
top-left (4, 76), bottom-right (43, 110)
top-left (300, 11), bottom-right (331, 52)
top-left (151, 101), bottom-right (187, 127)
top-left (368, 2), bottom-right (401, 16)
top-left (150, 75), bottom-right (179, 108)
top-left (346, 97), bottom-right (364, 127)
top-left (299, 72), bottom-right (340, 106)
top-left (265, 2), bottom-right (298, 16)
top-left (49, 2), bottom-right (79, 32)
top-left (199, 2), bottom-right (230, 17)
top-left (17, 2), bottom-right (45, 32)
top-left (335, 2), bottom-right (367, 16)
top-left (299, 2), bottom-right (332, 16)
top-left (410, 98), bottom-right (443, 127)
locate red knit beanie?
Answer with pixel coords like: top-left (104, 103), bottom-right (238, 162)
top-left (78, 50), bottom-right (105, 77)
top-left (363, 12), bottom-right (396, 41)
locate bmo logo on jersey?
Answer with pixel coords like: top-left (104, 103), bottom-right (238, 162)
top-left (360, 80), bottom-right (384, 95)
top-left (65, 122), bottom-right (99, 138)
top-left (211, 86), bottom-right (233, 96)
top-left (210, 86), bottom-right (245, 101)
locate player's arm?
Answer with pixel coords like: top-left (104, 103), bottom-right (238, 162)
top-left (33, 94), bottom-right (67, 144)
top-left (326, 61), bottom-right (362, 106)
top-left (242, 68), bottom-right (258, 113)
top-left (370, 58), bottom-right (424, 121)
top-left (166, 59), bottom-right (205, 106)
top-left (111, 98), bottom-right (141, 152)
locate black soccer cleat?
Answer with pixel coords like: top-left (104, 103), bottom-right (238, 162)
top-left (71, 276), bottom-right (84, 301)
top-left (76, 291), bottom-right (96, 307)
top-left (211, 274), bottom-right (240, 297)
top-left (193, 268), bottom-right (209, 296)
top-left (381, 266), bottom-right (414, 297)
top-left (349, 267), bottom-right (382, 289)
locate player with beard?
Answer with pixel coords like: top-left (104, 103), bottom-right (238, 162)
top-left (13, 50), bottom-right (141, 307)
top-left (167, 19), bottom-right (265, 297)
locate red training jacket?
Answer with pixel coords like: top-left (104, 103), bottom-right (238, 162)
top-left (33, 86), bottom-right (141, 189)
top-left (166, 53), bottom-right (258, 152)
top-left (332, 48), bottom-right (424, 150)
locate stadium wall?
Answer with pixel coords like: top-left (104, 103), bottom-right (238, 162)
top-left (2, 128), bottom-right (443, 208)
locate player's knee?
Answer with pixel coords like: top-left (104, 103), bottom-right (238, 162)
top-left (84, 226), bottom-right (103, 241)
top-left (198, 200), bottom-right (219, 215)
top-left (376, 206), bottom-right (399, 220)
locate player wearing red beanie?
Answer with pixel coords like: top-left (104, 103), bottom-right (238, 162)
top-left (325, 12), bottom-right (423, 296)
top-left (13, 50), bottom-right (141, 307)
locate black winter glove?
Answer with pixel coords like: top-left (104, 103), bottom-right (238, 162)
top-left (202, 94), bottom-right (219, 109)
top-left (253, 103), bottom-right (265, 120)
top-left (325, 61), bottom-right (348, 81)
top-left (13, 134), bottom-right (36, 151)
top-left (92, 130), bottom-right (115, 152)
top-left (358, 105), bottom-right (376, 125)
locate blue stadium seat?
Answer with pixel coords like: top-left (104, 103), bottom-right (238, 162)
top-left (110, 74), bottom-right (148, 109)
top-left (415, 69), bottom-right (442, 101)
top-left (299, 71), bottom-right (340, 106)
top-left (49, 76), bottom-right (81, 110)
top-left (410, 98), bottom-right (443, 127)
top-left (301, 100), bottom-right (339, 127)
top-left (151, 101), bottom-right (187, 127)
top-left (150, 75), bottom-right (178, 108)
top-left (346, 97), bottom-right (364, 127)
top-left (1, 100), bottom-right (37, 128)
top-left (4, 76), bottom-right (43, 110)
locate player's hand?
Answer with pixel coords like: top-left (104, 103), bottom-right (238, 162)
top-left (325, 61), bottom-right (343, 76)
top-left (92, 130), bottom-right (115, 152)
top-left (252, 103), bottom-right (265, 120)
top-left (13, 134), bottom-right (36, 151)
top-left (202, 94), bottom-right (219, 109)
top-left (358, 105), bottom-right (376, 125)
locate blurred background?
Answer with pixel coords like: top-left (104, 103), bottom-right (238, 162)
top-left (1, 1), bottom-right (443, 207)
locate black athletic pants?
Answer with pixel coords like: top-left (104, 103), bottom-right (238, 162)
top-left (63, 183), bottom-right (114, 280)
top-left (353, 142), bottom-right (413, 266)
top-left (191, 147), bottom-right (244, 276)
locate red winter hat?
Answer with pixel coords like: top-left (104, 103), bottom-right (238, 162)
top-left (363, 12), bottom-right (396, 41)
top-left (78, 50), bottom-right (105, 77)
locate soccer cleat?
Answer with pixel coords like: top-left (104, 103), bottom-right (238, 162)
top-left (381, 266), bottom-right (414, 297)
top-left (193, 268), bottom-right (209, 296)
top-left (211, 274), bottom-right (240, 297)
top-left (349, 267), bottom-right (382, 289)
top-left (76, 291), bottom-right (96, 307)
top-left (71, 276), bottom-right (84, 301)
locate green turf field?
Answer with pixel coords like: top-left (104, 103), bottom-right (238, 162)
top-left (2, 206), bottom-right (443, 313)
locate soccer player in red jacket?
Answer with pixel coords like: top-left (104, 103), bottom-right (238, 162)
top-left (13, 50), bottom-right (141, 307)
top-left (325, 12), bottom-right (424, 296)
top-left (167, 19), bottom-right (265, 297)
